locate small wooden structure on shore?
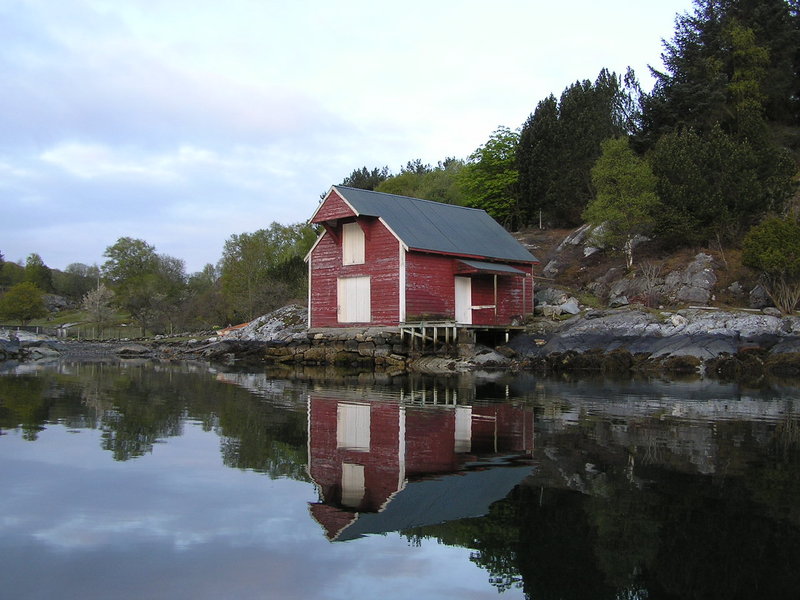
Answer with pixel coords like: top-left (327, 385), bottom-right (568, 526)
top-left (306, 186), bottom-right (539, 329)
top-left (399, 321), bottom-right (524, 354)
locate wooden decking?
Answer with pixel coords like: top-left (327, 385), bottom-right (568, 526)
top-left (399, 321), bottom-right (524, 353)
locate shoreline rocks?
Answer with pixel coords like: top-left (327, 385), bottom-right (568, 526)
top-left (3, 306), bottom-right (799, 380)
top-left (508, 307), bottom-right (800, 378)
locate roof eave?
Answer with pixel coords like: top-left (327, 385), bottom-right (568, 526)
top-left (407, 247), bottom-right (539, 265)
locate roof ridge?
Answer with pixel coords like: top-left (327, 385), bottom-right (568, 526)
top-left (334, 185), bottom-right (485, 212)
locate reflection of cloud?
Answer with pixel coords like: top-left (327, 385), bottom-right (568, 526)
top-left (33, 513), bottom-right (173, 549)
top-left (3, 424), bottom-right (319, 554)
top-left (0, 415), bottom-right (517, 598)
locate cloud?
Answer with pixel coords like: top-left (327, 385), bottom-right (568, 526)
top-left (0, 0), bottom-right (695, 271)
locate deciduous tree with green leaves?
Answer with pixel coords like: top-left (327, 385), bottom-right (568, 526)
top-left (102, 237), bottom-right (187, 335)
top-left (583, 137), bottom-right (661, 269)
top-left (742, 216), bottom-right (800, 314)
top-left (340, 166), bottom-right (391, 190)
top-left (0, 281), bottom-right (47, 324)
top-left (375, 158), bottom-right (465, 205)
top-left (219, 222), bottom-right (317, 322)
top-left (458, 126), bottom-right (520, 227)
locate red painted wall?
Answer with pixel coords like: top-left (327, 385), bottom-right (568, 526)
top-left (405, 252), bottom-right (456, 320)
top-left (309, 216), bottom-right (401, 327)
top-left (407, 253), bottom-right (533, 325)
top-left (470, 272), bottom-right (531, 325)
top-left (311, 189), bottom-right (356, 223)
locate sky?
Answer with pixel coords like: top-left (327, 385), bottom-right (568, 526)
top-left (1, 0), bottom-right (695, 274)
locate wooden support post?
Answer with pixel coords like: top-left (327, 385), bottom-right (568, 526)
top-left (493, 275), bottom-right (498, 323)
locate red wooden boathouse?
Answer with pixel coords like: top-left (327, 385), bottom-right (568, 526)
top-left (306, 186), bottom-right (539, 328)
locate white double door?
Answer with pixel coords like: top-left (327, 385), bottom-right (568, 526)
top-left (338, 276), bottom-right (371, 323)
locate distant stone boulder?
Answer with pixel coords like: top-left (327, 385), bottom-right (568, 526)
top-left (115, 344), bottom-right (152, 357)
top-left (221, 305), bottom-right (309, 342)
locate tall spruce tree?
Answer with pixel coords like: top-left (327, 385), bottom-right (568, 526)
top-left (643, 0), bottom-right (799, 139)
top-left (642, 0), bottom-right (798, 245)
top-left (517, 69), bottom-right (636, 228)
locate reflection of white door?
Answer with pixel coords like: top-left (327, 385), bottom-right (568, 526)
top-left (338, 276), bottom-right (371, 323)
top-left (454, 406), bottom-right (472, 453)
top-left (455, 276), bottom-right (472, 324)
top-left (336, 402), bottom-right (371, 451)
top-left (341, 463), bottom-right (365, 507)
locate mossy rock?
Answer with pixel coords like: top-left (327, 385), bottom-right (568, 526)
top-left (661, 355), bottom-right (702, 373)
top-left (765, 353), bottom-right (800, 377)
top-left (602, 348), bottom-right (634, 373)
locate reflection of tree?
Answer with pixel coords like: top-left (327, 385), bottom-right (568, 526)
top-left (0, 373), bottom-right (90, 440)
top-left (746, 415), bottom-right (800, 526)
top-left (92, 365), bottom-right (310, 472)
top-left (96, 365), bottom-right (185, 461)
top-left (216, 395), bottom-right (309, 480)
top-left (584, 469), bottom-right (660, 593)
top-left (404, 416), bottom-right (800, 600)
top-left (1, 363), bottom-right (309, 479)
top-left (404, 485), bottom-right (615, 599)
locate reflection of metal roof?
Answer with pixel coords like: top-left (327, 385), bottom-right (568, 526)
top-left (333, 186), bottom-right (538, 264)
top-left (329, 459), bottom-right (533, 542)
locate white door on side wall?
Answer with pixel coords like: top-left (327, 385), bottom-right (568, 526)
top-left (338, 276), bottom-right (371, 323)
top-left (454, 276), bottom-right (472, 324)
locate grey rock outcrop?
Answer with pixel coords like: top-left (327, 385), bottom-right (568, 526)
top-left (0, 338), bottom-right (21, 360)
top-left (512, 308), bottom-right (800, 360)
top-left (220, 304), bottom-right (309, 342)
top-left (749, 284), bottom-right (772, 309)
top-left (664, 253), bottom-right (717, 305)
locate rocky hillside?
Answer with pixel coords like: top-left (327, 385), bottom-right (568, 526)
top-left (514, 225), bottom-right (771, 315)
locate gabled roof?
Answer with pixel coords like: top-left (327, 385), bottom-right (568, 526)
top-left (319, 185), bottom-right (538, 264)
top-left (318, 460), bottom-right (533, 542)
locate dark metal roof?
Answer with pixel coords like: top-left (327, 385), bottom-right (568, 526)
top-left (333, 186), bottom-right (538, 264)
top-left (457, 259), bottom-right (528, 275)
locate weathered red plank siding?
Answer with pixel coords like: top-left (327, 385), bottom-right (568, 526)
top-left (496, 269), bottom-right (534, 323)
top-left (308, 233), bottom-right (340, 327)
top-left (309, 216), bottom-right (401, 327)
top-left (311, 189), bottom-right (357, 223)
top-left (363, 218), bottom-right (402, 325)
top-left (469, 271), bottom-right (532, 325)
top-left (405, 252), bottom-right (457, 320)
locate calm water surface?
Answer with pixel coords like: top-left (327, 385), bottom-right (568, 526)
top-left (1, 360), bottom-right (799, 599)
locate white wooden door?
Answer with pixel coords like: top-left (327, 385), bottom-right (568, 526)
top-left (454, 276), bottom-right (472, 324)
top-left (338, 276), bottom-right (371, 323)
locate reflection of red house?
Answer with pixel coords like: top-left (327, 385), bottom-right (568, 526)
top-left (306, 186), bottom-right (539, 327)
top-left (307, 393), bottom-right (534, 541)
